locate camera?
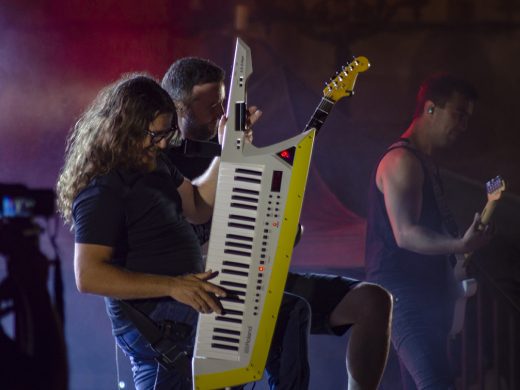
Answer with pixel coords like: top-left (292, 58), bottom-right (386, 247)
top-left (0, 183), bottom-right (55, 219)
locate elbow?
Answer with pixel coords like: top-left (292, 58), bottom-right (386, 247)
top-left (75, 273), bottom-right (90, 294)
top-left (187, 214), bottom-right (211, 226)
top-left (75, 269), bottom-right (98, 295)
top-left (393, 229), bottom-right (413, 251)
top-left (185, 205), bottom-right (212, 225)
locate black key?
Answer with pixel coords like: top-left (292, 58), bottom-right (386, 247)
top-left (220, 280), bottom-right (248, 289)
top-left (222, 260), bottom-right (250, 269)
top-left (215, 316), bottom-right (242, 324)
top-left (222, 268), bottom-right (249, 277)
top-left (233, 187), bottom-right (260, 196)
top-left (230, 202), bottom-right (258, 211)
top-left (234, 176), bottom-right (261, 184)
top-left (211, 343), bottom-right (239, 351)
top-left (228, 222), bottom-right (255, 230)
top-left (213, 335), bottom-right (240, 344)
top-left (231, 195), bottom-right (259, 203)
top-left (226, 234), bottom-right (253, 242)
top-left (220, 296), bottom-right (245, 304)
top-left (229, 214), bottom-right (256, 222)
top-left (235, 168), bottom-right (262, 176)
top-left (224, 249), bottom-right (251, 257)
top-left (214, 327), bottom-right (241, 336)
top-left (225, 241), bottom-right (253, 250)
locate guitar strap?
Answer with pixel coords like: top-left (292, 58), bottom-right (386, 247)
top-left (118, 300), bottom-right (193, 377)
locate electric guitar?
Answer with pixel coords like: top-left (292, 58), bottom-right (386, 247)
top-left (450, 175), bottom-right (506, 336)
top-left (303, 56), bottom-right (370, 134)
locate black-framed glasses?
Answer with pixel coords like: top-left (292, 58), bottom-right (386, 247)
top-left (144, 125), bottom-right (178, 144)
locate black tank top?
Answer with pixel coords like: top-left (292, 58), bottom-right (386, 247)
top-left (364, 140), bottom-right (455, 293)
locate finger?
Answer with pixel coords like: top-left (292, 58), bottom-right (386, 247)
top-left (244, 129), bottom-right (253, 143)
top-left (200, 292), bottom-right (224, 314)
top-left (201, 270), bottom-right (220, 281)
top-left (217, 115), bottom-right (228, 145)
top-left (246, 108), bottom-right (262, 127)
top-left (470, 212), bottom-right (481, 229)
top-left (204, 281), bottom-right (227, 298)
top-left (219, 115), bottom-right (228, 129)
top-left (483, 223), bottom-right (494, 234)
top-left (193, 295), bottom-right (211, 314)
top-left (193, 270), bottom-right (215, 280)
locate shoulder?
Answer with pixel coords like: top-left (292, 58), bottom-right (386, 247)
top-left (379, 147), bottom-right (423, 176)
top-left (73, 171), bottom-right (127, 208)
top-left (376, 147), bottom-right (424, 191)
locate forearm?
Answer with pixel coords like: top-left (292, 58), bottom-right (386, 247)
top-left (75, 255), bottom-right (173, 300)
top-left (395, 225), bottom-right (464, 255)
top-left (191, 157), bottom-right (220, 217)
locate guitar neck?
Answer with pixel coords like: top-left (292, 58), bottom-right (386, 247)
top-left (463, 199), bottom-right (497, 261)
top-left (480, 199), bottom-right (497, 226)
top-left (303, 97), bottom-right (335, 134)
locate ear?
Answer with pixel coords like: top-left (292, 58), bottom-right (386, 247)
top-left (174, 101), bottom-right (187, 117)
top-left (425, 100), bottom-right (435, 115)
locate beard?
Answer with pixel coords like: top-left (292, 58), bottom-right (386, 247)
top-left (183, 114), bottom-right (219, 141)
top-left (142, 145), bottom-right (159, 171)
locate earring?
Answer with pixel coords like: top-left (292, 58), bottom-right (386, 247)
top-left (428, 107), bottom-right (434, 114)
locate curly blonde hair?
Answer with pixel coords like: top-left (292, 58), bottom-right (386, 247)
top-left (56, 73), bottom-right (175, 224)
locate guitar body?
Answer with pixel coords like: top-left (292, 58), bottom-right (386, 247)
top-left (449, 176), bottom-right (505, 336)
top-left (450, 262), bottom-right (478, 336)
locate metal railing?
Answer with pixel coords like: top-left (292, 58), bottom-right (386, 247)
top-left (455, 245), bottom-right (520, 390)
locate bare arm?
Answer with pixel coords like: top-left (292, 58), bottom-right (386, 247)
top-left (74, 243), bottom-right (226, 313)
top-left (178, 107), bottom-right (262, 224)
top-left (377, 148), bottom-right (487, 255)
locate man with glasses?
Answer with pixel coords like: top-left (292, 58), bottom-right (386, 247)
top-left (162, 57), bottom-right (393, 390)
top-left (143, 126), bottom-right (177, 144)
top-left (57, 74), bottom-right (234, 389)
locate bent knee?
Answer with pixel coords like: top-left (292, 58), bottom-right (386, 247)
top-left (353, 282), bottom-right (393, 316)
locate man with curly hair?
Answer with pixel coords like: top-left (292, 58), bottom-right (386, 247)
top-left (58, 74), bottom-right (236, 389)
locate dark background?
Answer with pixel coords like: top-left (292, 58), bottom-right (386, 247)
top-left (1, 1), bottom-right (519, 389)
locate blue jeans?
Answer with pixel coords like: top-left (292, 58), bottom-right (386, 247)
top-left (115, 300), bottom-right (196, 390)
top-left (113, 293), bottom-right (310, 390)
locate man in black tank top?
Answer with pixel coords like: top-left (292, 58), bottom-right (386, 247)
top-left (162, 57), bottom-right (393, 390)
top-left (365, 74), bottom-right (492, 389)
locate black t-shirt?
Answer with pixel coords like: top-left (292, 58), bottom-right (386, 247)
top-left (73, 155), bottom-right (204, 277)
